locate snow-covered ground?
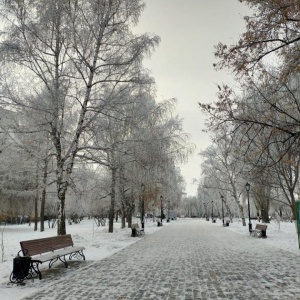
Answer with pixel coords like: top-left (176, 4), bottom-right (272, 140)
top-left (227, 218), bottom-right (300, 255)
top-left (0, 217), bottom-right (162, 300)
top-left (0, 217), bottom-right (299, 300)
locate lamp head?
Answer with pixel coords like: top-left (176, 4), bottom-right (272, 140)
top-left (245, 182), bottom-right (250, 192)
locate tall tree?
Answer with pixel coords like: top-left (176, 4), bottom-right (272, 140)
top-left (0, 0), bottom-right (159, 235)
top-left (200, 133), bottom-right (248, 226)
top-left (214, 0), bottom-right (300, 80)
top-left (202, 1), bottom-right (300, 161)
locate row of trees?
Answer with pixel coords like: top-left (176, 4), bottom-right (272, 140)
top-left (0, 0), bottom-right (193, 234)
top-left (198, 0), bottom-right (300, 225)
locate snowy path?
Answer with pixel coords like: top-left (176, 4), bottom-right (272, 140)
top-left (20, 219), bottom-right (300, 300)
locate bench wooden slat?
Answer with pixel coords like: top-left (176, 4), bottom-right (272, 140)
top-left (20, 234), bottom-right (74, 256)
top-left (254, 224), bottom-right (267, 231)
top-left (251, 224), bottom-right (267, 238)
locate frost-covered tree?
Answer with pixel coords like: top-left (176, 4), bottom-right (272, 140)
top-left (214, 0), bottom-right (300, 80)
top-left (200, 126), bottom-right (248, 225)
top-left (78, 86), bottom-right (192, 232)
top-left (0, 108), bottom-right (39, 222)
top-left (0, 0), bottom-right (159, 235)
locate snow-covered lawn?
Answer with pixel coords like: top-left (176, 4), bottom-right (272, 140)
top-left (0, 217), bottom-right (298, 300)
top-left (225, 218), bottom-right (299, 255)
top-left (0, 217), bottom-right (161, 300)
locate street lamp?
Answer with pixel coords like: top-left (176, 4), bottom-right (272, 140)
top-left (160, 195), bottom-right (163, 224)
top-left (211, 200), bottom-right (213, 221)
top-left (167, 200), bottom-right (170, 222)
top-left (221, 195), bottom-right (224, 225)
top-left (141, 183), bottom-right (145, 229)
top-left (245, 182), bottom-right (252, 232)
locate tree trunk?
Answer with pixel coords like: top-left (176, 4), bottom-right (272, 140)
top-left (238, 205), bottom-right (246, 226)
top-left (127, 190), bottom-right (134, 228)
top-left (121, 209), bottom-right (126, 229)
top-left (119, 165), bottom-right (126, 229)
top-left (40, 184), bottom-right (46, 232)
top-left (290, 190), bottom-right (297, 221)
top-left (120, 199), bottom-right (126, 229)
top-left (34, 195), bottom-right (38, 231)
top-left (57, 199), bottom-right (66, 235)
top-left (261, 208), bottom-right (269, 223)
top-left (108, 167), bottom-right (117, 233)
top-left (34, 162), bottom-right (39, 231)
top-left (40, 137), bottom-right (49, 232)
top-left (231, 183), bottom-right (246, 226)
top-left (57, 182), bottom-right (67, 235)
top-left (127, 209), bottom-right (132, 228)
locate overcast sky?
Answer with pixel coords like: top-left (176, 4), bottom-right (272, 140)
top-left (136, 0), bottom-right (251, 196)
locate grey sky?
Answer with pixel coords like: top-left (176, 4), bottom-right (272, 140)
top-left (136, 0), bottom-right (250, 196)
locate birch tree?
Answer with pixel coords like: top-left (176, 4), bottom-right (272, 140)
top-left (200, 125), bottom-right (249, 225)
top-left (79, 87), bottom-right (192, 232)
top-left (0, 0), bottom-right (159, 235)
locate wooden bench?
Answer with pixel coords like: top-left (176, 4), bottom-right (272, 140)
top-left (20, 234), bottom-right (85, 279)
top-left (251, 224), bottom-right (267, 238)
top-left (131, 223), bottom-right (144, 236)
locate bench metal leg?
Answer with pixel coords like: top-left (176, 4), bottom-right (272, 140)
top-left (69, 250), bottom-right (85, 261)
top-left (49, 257), bottom-right (59, 269)
top-left (31, 261), bottom-right (42, 280)
top-left (58, 256), bottom-right (68, 268)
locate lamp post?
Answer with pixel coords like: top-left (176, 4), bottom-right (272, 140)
top-left (221, 195), bottom-right (224, 225)
top-left (167, 200), bottom-right (170, 222)
top-left (160, 195), bottom-right (163, 224)
top-left (141, 183), bottom-right (145, 229)
top-left (245, 182), bottom-right (252, 232)
top-left (211, 200), bottom-right (213, 221)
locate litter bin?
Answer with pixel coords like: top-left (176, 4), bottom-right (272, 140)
top-left (9, 252), bottom-right (31, 283)
top-left (261, 229), bottom-right (267, 238)
top-left (131, 228), bottom-right (137, 237)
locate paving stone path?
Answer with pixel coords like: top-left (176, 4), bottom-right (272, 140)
top-left (23, 219), bottom-right (300, 300)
